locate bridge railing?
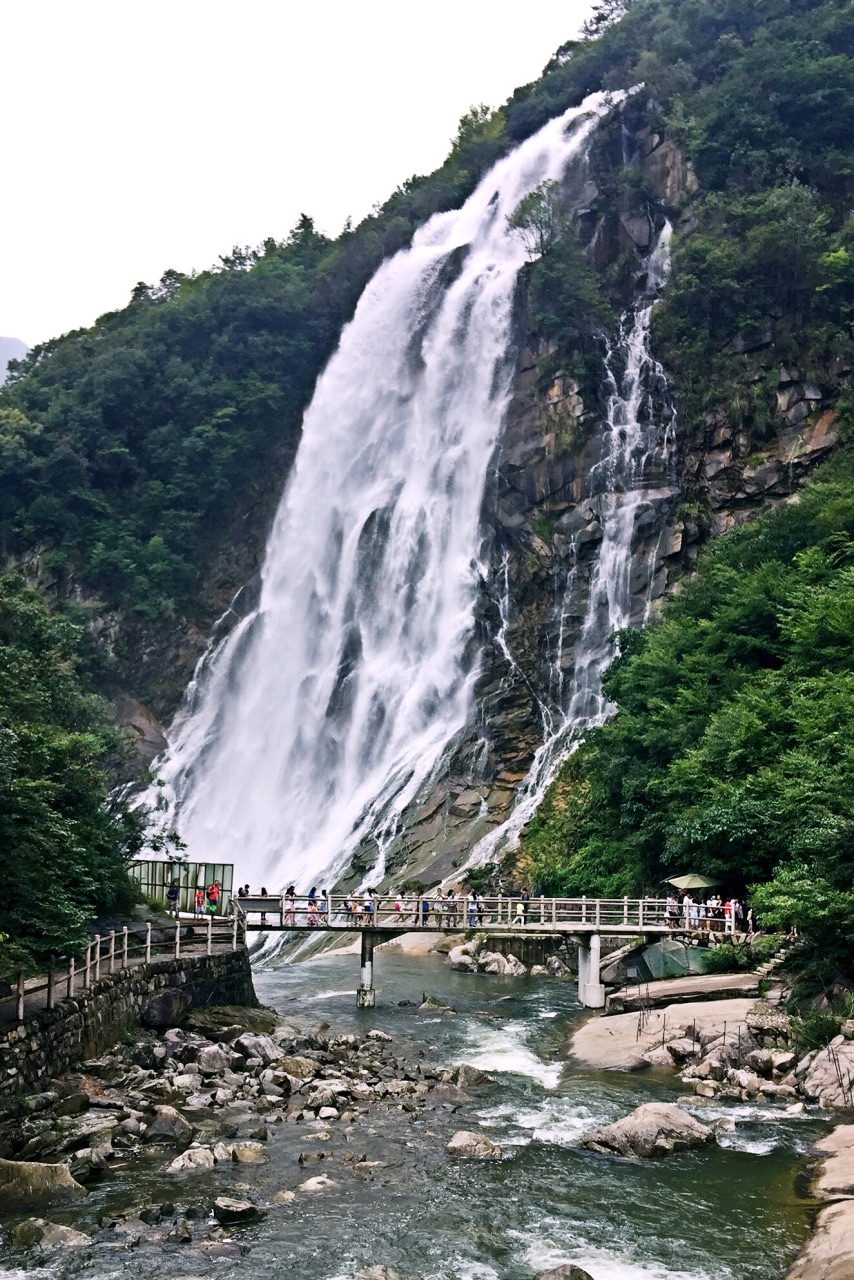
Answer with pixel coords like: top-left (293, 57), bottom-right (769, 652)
top-left (235, 894), bottom-right (672, 930)
top-left (0, 916), bottom-right (243, 1026)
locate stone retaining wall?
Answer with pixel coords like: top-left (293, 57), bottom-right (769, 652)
top-left (0, 950), bottom-right (256, 1095)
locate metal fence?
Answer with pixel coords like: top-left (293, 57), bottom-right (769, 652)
top-left (1, 916), bottom-right (243, 1025)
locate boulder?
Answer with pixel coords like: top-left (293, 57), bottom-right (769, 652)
top-left (231, 1141), bottom-right (268, 1164)
top-left (785, 1199), bottom-right (854, 1279)
top-left (580, 1103), bottom-right (715, 1159)
top-left (641, 1046), bottom-right (675, 1069)
top-left (802, 1043), bottom-right (854, 1109)
top-left (141, 989), bottom-right (192, 1028)
top-left (167, 1146), bottom-right (216, 1172)
top-left (419, 994), bottom-right (456, 1013)
top-left (428, 1083), bottom-right (471, 1107)
top-left (546, 955), bottom-right (571, 978)
top-left (0, 1158), bottom-right (86, 1210)
top-left (213, 1196), bottom-right (267, 1225)
top-left (196, 1044), bottom-right (234, 1076)
top-left (234, 1033), bottom-right (281, 1064)
top-left (9, 1218), bottom-right (90, 1249)
top-left (503, 953), bottom-right (528, 978)
top-left (278, 1055), bottom-right (318, 1081)
top-left (144, 1105), bottom-right (193, 1145)
top-left (534, 1267), bottom-right (594, 1280)
top-left (453, 1064), bottom-right (494, 1089)
top-left (448, 946), bottom-right (478, 973)
top-left (479, 952), bottom-right (507, 975)
top-left (298, 1174), bottom-right (339, 1191)
top-left (445, 1130), bottom-right (502, 1159)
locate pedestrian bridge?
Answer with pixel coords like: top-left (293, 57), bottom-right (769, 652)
top-left (235, 895), bottom-right (686, 1009)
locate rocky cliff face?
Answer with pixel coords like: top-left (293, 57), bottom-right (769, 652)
top-left (76, 98), bottom-right (847, 879)
top-left (366, 104), bottom-right (849, 890)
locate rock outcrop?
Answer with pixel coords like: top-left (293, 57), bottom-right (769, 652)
top-left (445, 1130), bottom-right (503, 1159)
top-left (580, 1102), bottom-right (715, 1158)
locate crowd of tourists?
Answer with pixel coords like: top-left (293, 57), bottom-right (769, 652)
top-left (665, 892), bottom-right (753, 933)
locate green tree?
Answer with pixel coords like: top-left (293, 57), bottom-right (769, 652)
top-left (0, 576), bottom-right (142, 975)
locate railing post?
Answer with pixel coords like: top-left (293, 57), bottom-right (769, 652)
top-left (83, 943), bottom-right (91, 990)
top-left (552, 898), bottom-right (556, 925)
top-left (595, 899), bottom-right (601, 927)
top-left (46, 971), bottom-right (55, 1010)
top-left (94, 934), bottom-right (101, 981)
top-left (206, 914), bottom-right (213, 956)
top-left (623, 896), bottom-right (628, 925)
top-left (540, 895), bottom-right (544, 925)
top-left (67, 957), bottom-right (75, 998)
top-left (174, 920), bottom-right (181, 959)
top-left (145, 922), bottom-right (152, 963)
top-left (15, 972), bottom-right (24, 1022)
top-left (232, 911), bottom-right (238, 951)
top-left (638, 898), bottom-right (644, 930)
top-left (108, 931), bottom-right (116, 973)
top-left (582, 896), bottom-right (587, 925)
top-left (122, 926), bottom-right (128, 969)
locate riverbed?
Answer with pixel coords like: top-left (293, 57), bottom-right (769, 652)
top-left (4, 952), bottom-right (829, 1280)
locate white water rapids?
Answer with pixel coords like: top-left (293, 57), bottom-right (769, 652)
top-left (142, 91), bottom-right (620, 890)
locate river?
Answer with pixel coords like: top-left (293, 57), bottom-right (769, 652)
top-left (22, 953), bottom-right (826, 1280)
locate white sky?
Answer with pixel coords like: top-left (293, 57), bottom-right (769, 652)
top-left (2, 1), bottom-right (594, 346)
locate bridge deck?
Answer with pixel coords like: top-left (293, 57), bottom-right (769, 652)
top-left (235, 894), bottom-right (687, 936)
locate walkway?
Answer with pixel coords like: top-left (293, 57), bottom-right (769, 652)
top-left (0, 918), bottom-right (239, 1028)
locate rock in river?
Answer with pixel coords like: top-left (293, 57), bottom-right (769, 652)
top-left (534, 1267), bottom-right (594, 1280)
top-left (0, 1158), bottom-right (86, 1210)
top-left (167, 1146), bottom-right (216, 1172)
top-left (213, 1196), bottom-right (267, 1225)
top-left (9, 1218), bottom-right (91, 1249)
top-left (580, 1103), bottom-right (715, 1159)
top-left (144, 1105), bottom-right (193, 1146)
top-left (445, 1130), bottom-right (502, 1159)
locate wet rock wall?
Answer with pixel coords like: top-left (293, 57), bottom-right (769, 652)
top-left (0, 950), bottom-right (256, 1096)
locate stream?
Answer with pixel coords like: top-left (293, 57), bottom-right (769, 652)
top-left (5, 954), bottom-right (826, 1280)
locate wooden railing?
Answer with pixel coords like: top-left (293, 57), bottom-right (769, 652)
top-left (0, 916), bottom-right (243, 1025)
top-left (235, 894), bottom-right (676, 931)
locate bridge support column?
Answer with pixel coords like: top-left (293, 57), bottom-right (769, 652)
top-left (577, 933), bottom-right (605, 1008)
top-left (356, 930), bottom-right (376, 1008)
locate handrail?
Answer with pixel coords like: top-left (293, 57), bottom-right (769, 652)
top-left (234, 893), bottom-right (680, 931)
top-left (1, 916), bottom-right (242, 1025)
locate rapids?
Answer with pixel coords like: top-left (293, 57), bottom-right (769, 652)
top-left (16, 955), bottom-right (824, 1280)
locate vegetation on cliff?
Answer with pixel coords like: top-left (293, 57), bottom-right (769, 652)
top-left (522, 449), bottom-right (854, 973)
top-left (0, 576), bottom-right (142, 974)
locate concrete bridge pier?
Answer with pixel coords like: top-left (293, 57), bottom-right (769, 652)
top-left (356, 930), bottom-right (377, 1008)
top-left (576, 933), bottom-right (605, 1009)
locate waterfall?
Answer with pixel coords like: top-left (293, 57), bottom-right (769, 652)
top-left (467, 222), bottom-right (676, 867)
top-left (141, 91), bottom-right (619, 891)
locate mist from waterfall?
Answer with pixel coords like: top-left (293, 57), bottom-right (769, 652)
top-left (468, 222), bottom-right (675, 867)
top-left (141, 92), bottom-right (619, 891)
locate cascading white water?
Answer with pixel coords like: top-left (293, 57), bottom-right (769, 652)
top-left (467, 222), bottom-right (675, 867)
top-left (142, 92), bottom-right (620, 891)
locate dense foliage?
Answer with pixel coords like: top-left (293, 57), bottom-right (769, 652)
top-left (522, 451), bottom-right (854, 971)
top-left (0, 576), bottom-right (142, 974)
